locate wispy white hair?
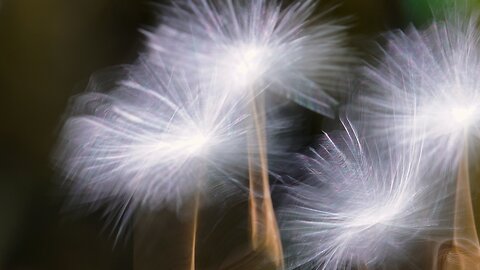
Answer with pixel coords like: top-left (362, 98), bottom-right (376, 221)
top-left (54, 56), bottom-right (259, 216)
top-left (279, 121), bottom-right (445, 269)
top-left (146, 0), bottom-right (351, 117)
top-left (356, 12), bottom-right (480, 173)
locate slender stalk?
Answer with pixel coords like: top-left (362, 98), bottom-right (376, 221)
top-left (190, 190), bottom-right (200, 270)
top-left (247, 91), bottom-right (284, 269)
top-left (441, 138), bottom-right (480, 269)
top-left (134, 173), bottom-right (203, 270)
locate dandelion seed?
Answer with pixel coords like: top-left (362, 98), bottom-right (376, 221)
top-left (279, 121), bottom-right (442, 269)
top-left (55, 56), bottom-right (253, 213)
top-left (354, 11), bottom-right (480, 268)
top-left (146, 0), bottom-right (351, 116)
top-left (356, 13), bottom-right (480, 172)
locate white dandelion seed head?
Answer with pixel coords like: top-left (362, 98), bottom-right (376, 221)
top-left (146, 0), bottom-right (352, 116)
top-left (279, 121), bottom-right (442, 269)
top-left (356, 13), bottom-right (480, 171)
top-left (54, 56), bottom-right (257, 213)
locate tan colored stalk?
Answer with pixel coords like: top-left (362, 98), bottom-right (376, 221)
top-left (247, 92), bottom-right (284, 269)
top-left (189, 190), bottom-right (200, 270)
top-left (440, 139), bottom-right (480, 269)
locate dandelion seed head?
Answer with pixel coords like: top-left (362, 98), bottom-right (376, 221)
top-left (279, 121), bottom-right (441, 269)
top-left (356, 13), bottom-right (480, 171)
top-left (54, 56), bottom-right (256, 215)
top-left (147, 0), bottom-right (352, 116)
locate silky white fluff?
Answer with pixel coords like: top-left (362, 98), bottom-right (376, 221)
top-left (146, 0), bottom-right (351, 117)
top-left (279, 121), bottom-right (443, 270)
top-left (356, 13), bottom-right (480, 173)
top-left (54, 56), bottom-right (258, 215)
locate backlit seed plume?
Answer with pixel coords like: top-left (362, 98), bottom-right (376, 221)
top-left (356, 13), bottom-right (480, 172)
top-left (55, 56), bottom-right (254, 213)
top-left (279, 121), bottom-right (442, 269)
top-left (146, 0), bottom-right (351, 117)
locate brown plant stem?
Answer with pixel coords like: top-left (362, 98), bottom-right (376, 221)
top-left (440, 139), bottom-right (480, 270)
top-left (190, 190), bottom-right (200, 270)
top-left (247, 92), bottom-right (284, 269)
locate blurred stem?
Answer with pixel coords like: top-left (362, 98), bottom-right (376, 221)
top-left (189, 190), bottom-right (200, 270)
top-left (247, 91), bottom-right (284, 269)
top-left (454, 140), bottom-right (478, 243)
top-left (442, 138), bottom-right (480, 269)
top-left (186, 189), bottom-right (199, 270)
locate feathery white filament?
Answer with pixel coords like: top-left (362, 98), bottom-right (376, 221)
top-left (146, 0), bottom-right (351, 116)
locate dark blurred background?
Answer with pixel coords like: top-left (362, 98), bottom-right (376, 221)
top-left (0, 0), bottom-right (457, 269)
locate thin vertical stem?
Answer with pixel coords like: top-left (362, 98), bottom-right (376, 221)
top-left (134, 193), bottom-right (201, 270)
top-left (247, 91), bottom-right (284, 269)
top-left (453, 141), bottom-right (479, 245)
top-left (190, 190), bottom-right (201, 270)
top-left (441, 138), bottom-right (480, 269)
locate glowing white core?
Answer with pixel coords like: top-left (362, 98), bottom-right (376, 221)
top-left (451, 106), bottom-right (476, 127)
top-left (181, 133), bottom-right (210, 153)
top-left (223, 44), bottom-right (269, 89)
top-left (351, 209), bottom-right (392, 228)
top-left (236, 46), bottom-right (264, 76)
top-left (150, 132), bottom-right (211, 156)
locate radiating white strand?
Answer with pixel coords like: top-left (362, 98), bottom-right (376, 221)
top-left (279, 121), bottom-right (446, 270)
top-left (355, 12), bottom-right (480, 174)
top-left (146, 0), bottom-right (352, 117)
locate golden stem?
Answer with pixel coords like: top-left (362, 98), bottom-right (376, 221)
top-left (453, 144), bottom-right (479, 245)
top-left (247, 92), bottom-right (284, 269)
top-left (190, 190), bottom-right (200, 270)
top-left (441, 139), bottom-right (480, 270)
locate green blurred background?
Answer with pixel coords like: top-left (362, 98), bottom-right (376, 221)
top-left (0, 0), bottom-right (469, 269)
